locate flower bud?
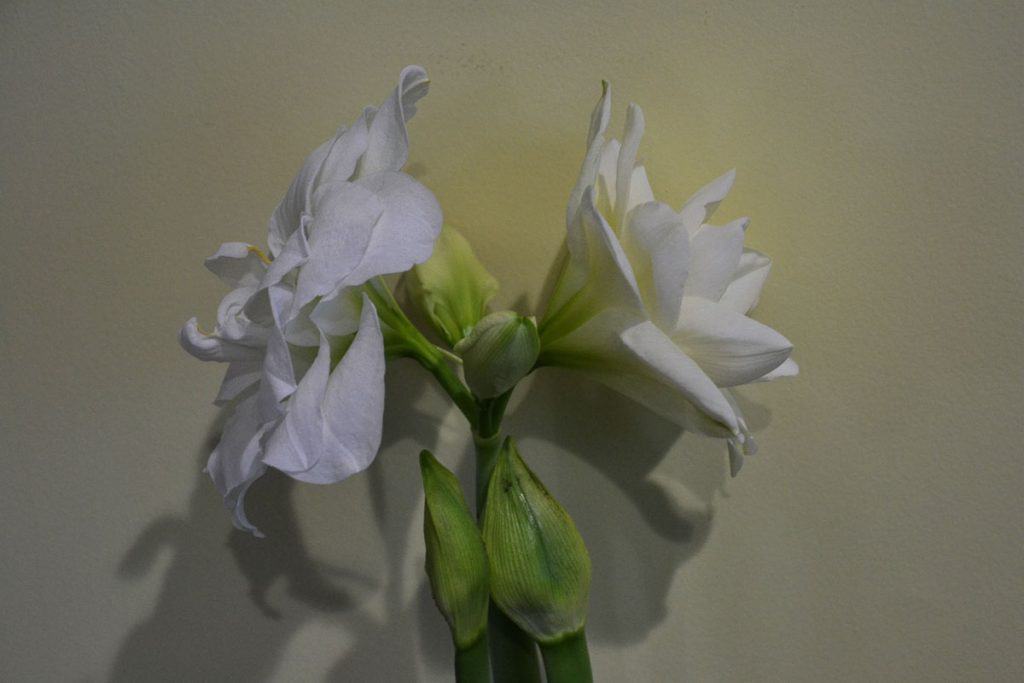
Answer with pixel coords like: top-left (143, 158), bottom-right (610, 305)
top-left (455, 311), bottom-right (540, 399)
top-left (407, 225), bottom-right (499, 346)
top-left (482, 438), bottom-right (590, 644)
top-left (420, 450), bottom-right (490, 648)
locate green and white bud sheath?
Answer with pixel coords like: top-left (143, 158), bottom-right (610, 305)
top-left (482, 439), bottom-right (593, 682)
top-left (455, 312), bottom-right (540, 399)
top-left (407, 225), bottom-right (499, 346)
top-left (420, 450), bottom-right (492, 683)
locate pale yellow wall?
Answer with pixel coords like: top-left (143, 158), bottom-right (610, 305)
top-left (2, 1), bottom-right (1022, 680)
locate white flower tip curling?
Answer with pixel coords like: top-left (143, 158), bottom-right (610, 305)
top-left (231, 484), bottom-right (265, 538)
top-left (180, 317), bottom-right (215, 360)
top-left (398, 64), bottom-right (431, 111)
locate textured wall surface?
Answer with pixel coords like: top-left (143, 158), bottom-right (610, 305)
top-left (2, 1), bottom-right (1022, 680)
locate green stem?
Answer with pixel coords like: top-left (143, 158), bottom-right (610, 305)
top-left (488, 606), bottom-right (542, 683)
top-left (364, 279), bottom-right (479, 428)
top-left (454, 635), bottom-right (491, 683)
top-left (539, 630), bottom-right (593, 683)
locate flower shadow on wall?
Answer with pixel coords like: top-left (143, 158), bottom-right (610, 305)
top-left (113, 338), bottom-right (770, 681)
top-left (110, 360), bottom-right (444, 681)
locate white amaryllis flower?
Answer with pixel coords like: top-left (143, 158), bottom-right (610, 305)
top-left (180, 66), bottom-right (442, 534)
top-left (539, 83), bottom-right (797, 475)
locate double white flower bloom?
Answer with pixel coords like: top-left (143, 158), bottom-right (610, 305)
top-left (539, 84), bottom-right (797, 475)
top-left (180, 66), bottom-right (441, 534)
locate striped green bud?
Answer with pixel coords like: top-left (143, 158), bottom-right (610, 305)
top-left (420, 450), bottom-right (490, 649)
top-left (455, 311), bottom-right (539, 398)
top-left (482, 438), bottom-right (590, 644)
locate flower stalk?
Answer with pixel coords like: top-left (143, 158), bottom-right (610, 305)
top-left (453, 635), bottom-right (491, 683)
top-left (539, 630), bottom-right (593, 683)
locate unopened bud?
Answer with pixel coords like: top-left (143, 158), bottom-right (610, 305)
top-left (420, 450), bottom-right (490, 648)
top-left (455, 311), bottom-right (539, 398)
top-left (482, 438), bottom-right (590, 643)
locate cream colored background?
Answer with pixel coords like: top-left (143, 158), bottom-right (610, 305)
top-left (2, 1), bottom-right (1022, 681)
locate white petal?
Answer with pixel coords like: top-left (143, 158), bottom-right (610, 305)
top-left (310, 285), bottom-right (363, 337)
top-left (615, 103), bottom-right (644, 228)
top-left (719, 248), bottom-right (772, 314)
top-left (268, 138), bottom-right (332, 257)
top-left (357, 65), bottom-right (430, 177)
top-left (214, 360), bottom-right (262, 405)
top-left (566, 82), bottom-right (612, 250)
top-left (292, 181), bottom-right (383, 309)
top-left (685, 218), bottom-right (748, 301)
top-left (623, 201), bottom-right (690, 329)
top-left (266, 107), bottom-right (372, 257)
top-left (595, 138), bottom-right (619, 218)
top-left (262, 330), bottom-right (332, 476)
top-left (205, 394), bottom-right (271, 536)
top-left (204, 243), bottom-right (270, 288)
top-left (620, 320), bottom-right (739, 434)
top-left (756, 357), bottom-right (799, 382)
top-left (590, 368), bottom-right (739, 439)
top-left (261, 298), bottom-right (385, 484)
top-left (540, 188), bottom-right (644, 343)
top-left (342, 171), bottom-right (443, 285)
top-left (680, 169), bottom-right (735, 235)
top-left (256, 311), bottom-right (298, 420)
top-left (294, 171), bottom-right (441, 310)
top-left (300, 295), bottom-right (385, 483)
top-left (215, 286), bottom-right (269, 345)
top-left (316, 117), bottom-right (370, 187)
top-left (260, 220), bottom-right (311, 292)
top-left (627, 165), bottom-right (655, 213)
top-left (179, 317), bottom-right (262, 362)
top-left (674, 297), bottom-right (793, 387)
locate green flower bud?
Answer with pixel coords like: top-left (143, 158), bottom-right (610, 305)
top-left (420, 450), bottom-right (490, 649)
top-left (482, 438), bottom-right (590, 644)
top-left (407, 225), bottom-right (499, 346)
top-left (455, 311), bottom-right (539, 399)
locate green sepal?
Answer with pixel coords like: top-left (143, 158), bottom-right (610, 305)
top-left (407, 225), bottom-right (499, 346)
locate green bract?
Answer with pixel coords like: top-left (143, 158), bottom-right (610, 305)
top-left (455, 311), bottom-right (540, 399)
top-left (408, 225), bottom-right (499, 346)
top-left (482, 438), bottom-right (591, 644)
top-left (420, 450), bottom-right (491, 649)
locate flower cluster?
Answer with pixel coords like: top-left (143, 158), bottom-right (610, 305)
top-left (181, 69), bottom-right (796, 536)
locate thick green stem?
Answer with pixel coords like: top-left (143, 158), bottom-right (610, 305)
top-left (488, 606), bottom-right (542, 683)
top-left (454, 635), bottom-right (491, 683)
top-left (539, 630), bottom-right (593, 683)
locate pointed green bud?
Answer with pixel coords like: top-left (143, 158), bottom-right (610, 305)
top-left (454, 311), bottom-right (539, 399)
top-left (408, 225), bottom-right (499, 346)
top-left (482, 438), bottom-right (591, 644)
top-left (420, 450), bottom-right (490, 649)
